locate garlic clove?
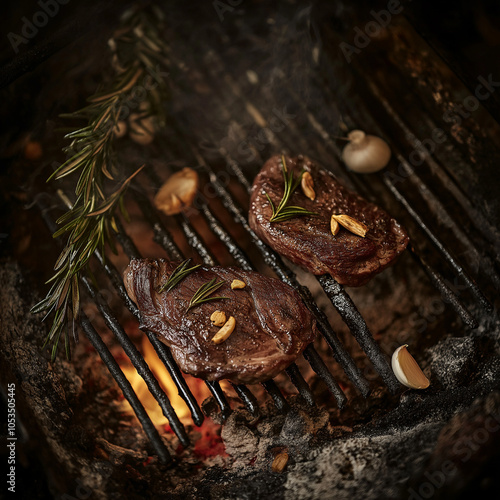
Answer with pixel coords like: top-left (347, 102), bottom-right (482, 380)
top-left (301, 171), bottom-right (316, 200)
top-left (342, 129), bottom-right (391, 174)
top-left (129, 113), bottom-right (155, 145)
top-left (231, 279), bottom-right (246, 289)
top-left (211, 316), bottom-right (236, 344)
top-left (113, 120), bottom-right (127, 139)
top-left (330, 215), bottom-right (340, 236)
top-left (210, 310), bottom-right (226, 327)
top-left (271, 451), bottom-right (289, 473)
top-left (154, 167), bottom-right (199, 215)
top-left (331, 214), bottom-right (368, 237)
top-left (391, 345), bottom-right (430, 390)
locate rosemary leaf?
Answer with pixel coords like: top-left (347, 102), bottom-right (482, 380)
top-left (187, 278), bottom-right (228, 312)
top-left (159, 259), bottom-right (201, 293)
top-left (266, 155), bottom-right (318, 223)
top-left (31, 6), bottom-right (170, 360)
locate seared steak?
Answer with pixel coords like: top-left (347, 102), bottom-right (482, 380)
top-left (249, 155), bottom-right (409, 286)
top-left (124, 259), bottom-right (317, 384)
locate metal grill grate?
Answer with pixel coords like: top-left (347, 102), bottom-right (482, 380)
top-left (33, 10), bottom-right (498, 466)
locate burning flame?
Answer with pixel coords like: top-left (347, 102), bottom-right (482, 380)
top-left (120, 335), bottom-right (211, 427)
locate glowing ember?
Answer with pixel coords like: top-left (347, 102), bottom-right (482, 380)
top-left (120, 335), bottom-right (212, 427)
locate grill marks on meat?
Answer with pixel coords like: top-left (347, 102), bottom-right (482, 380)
top-left (249, 155), bottom-right (409, 287)
top-left (124, 259), bottom-right (317, 384)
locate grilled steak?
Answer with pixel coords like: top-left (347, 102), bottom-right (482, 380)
top-left (124, 259), bottom-right (317, 384)
top-left (249, 155), bottom-right (409, 287)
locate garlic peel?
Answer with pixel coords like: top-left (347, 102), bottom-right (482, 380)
top-left (391, 345), bottom-right (430, 390)
top-left (342, 129), bottom-right (391, 174)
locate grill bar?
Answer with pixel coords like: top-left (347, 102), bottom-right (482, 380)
top-left (135, 180), bottom-right (325, 408)
top-left (205, 380), bottom-right (232, 418)
top-left (382, 175), bottom-right (492, 312)
top-left (261, 380), bottom-right (290, 413)
top-left (113, 212), bottom-right (232, 421)
top-left (140, 330), bottom-right (206, 427)
top-left (37, 201), bottom-right (173, 461)
top-left (230, 383), bottom-right (260, 417)
top-left (316, 275), bottom-right (399, 393)
top-left (408, 249), bottom-right (478, 329)
top-left (81, 274), bottom-right (190, 446)
top-left (201, 162), bottom-right (371, 397)
top-left (90, 229), bottom-right (205, 427)
top-left (198, 200), bottom-right (254, 272)
top-left (176, 214), bottom-right (216, 267)
top-left (303, 345), bottom-right (348, 408)
top-left (80, 313), bottom-right (172, 464)
top-left (285, 364), bottom-right (315, 407)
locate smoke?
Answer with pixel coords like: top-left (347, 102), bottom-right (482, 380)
top-left (164, 1), bottom-right (340, 171)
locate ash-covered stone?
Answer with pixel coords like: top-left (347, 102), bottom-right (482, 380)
top-left (282, 421), bottom-right (444, 500)
top-left (428, 337), bottom-right (478, 389)
top-left (221, 413), bottom-right (260, 468)
top-left (408, 392), bottom-right (500, 499)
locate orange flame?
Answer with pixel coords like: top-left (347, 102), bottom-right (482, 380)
top-left (120, 336), bottom-right (212, 427)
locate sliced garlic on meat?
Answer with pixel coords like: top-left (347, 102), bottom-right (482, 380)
top-left (211, 316), bottom-right (236, 344)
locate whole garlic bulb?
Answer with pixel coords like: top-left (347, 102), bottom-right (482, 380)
top-left (341, 130), bottom-right (391, 173)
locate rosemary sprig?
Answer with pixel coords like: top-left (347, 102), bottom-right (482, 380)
top-left (187, 278), bottom-right (228, 312)
top-left (31, 5), bottom-right (170, 361)
top-left (266, 155), bottom-right (318, 223)
top-left (159, 259), bottom-right (201, 293)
